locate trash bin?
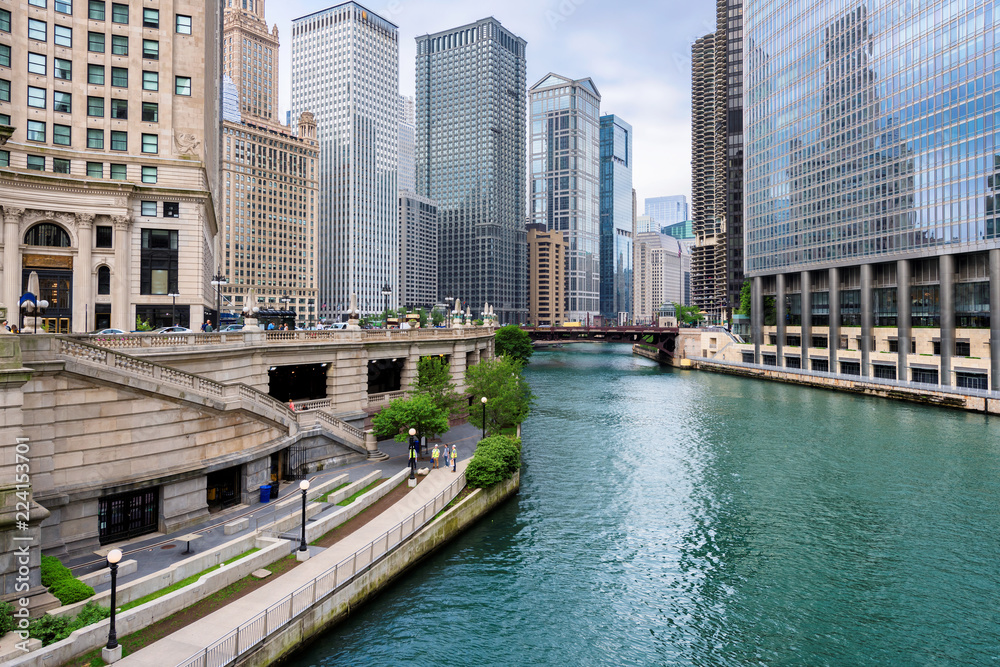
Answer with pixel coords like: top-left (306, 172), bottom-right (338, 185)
top-left (259, 485), bottom-right (271, 503)
top-left (270, 482), bottom-right (279, 500)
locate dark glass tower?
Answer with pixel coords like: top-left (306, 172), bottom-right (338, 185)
top-left (600, 115), bottom-right (633, 324)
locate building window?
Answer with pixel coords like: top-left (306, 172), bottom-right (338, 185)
top-left (176, 15), bottom-right (192, 34)
top-left (97, 266), bottom-right (111, 295)
top-left (27, 86), bottom-right (46, 109)
top-left (52, 157), bottom-right (70, 173)
top-left (0, 79), bottom-right (7, 103)
top-left (28, 53), bottom-right (46, 75)
top-left (141, 133), bottom-right (157, 154)
top-left (785, 356), bottom-right (801, 369)
top-left (55, 0), bottom-right (72, 13)
top-left (54, 58), bottom-right (72, 80)
top-left (912, 368), bottom-right (938, 385)
top-left (88, 31), bottom-right (105, 52)
top-left (89, 1), bottom-right (106, 20)
top-left (840, 361), bottom-right (861, 376)
top-left (110, 163), bottom-right (126, 180)
top-left (52, 124), bottom-right (70, 145)
top-left (111, 34), bottom-right (127, 55)
top-left (26, 155), bottom-right (45, 171)
top-left (87, 128), bottom-right (104, 149)
top-left (28, 20), bottom-right (47, 42)
top-left (54, 25), bottom-right (72, 47)
top-left (96, 225), bottom-right (113, 247)
top-left (956, 372), bottom-right (988, 391)
top-left (873, 364), bottom-right (896, 380)
top-left (88, 64), bottom-right (105, 85)
top-left (811, 358), bottom-right (829, 373)
top-left (141, 102), bottom-right (157, 122)
top-left (0, 150), bottom-right (9, 167)
top-left (111, 3), bottom-right (128, 23)
top-left (29, 0), bottom-right (47, 7)
top-left (86, 161), bottom-right (103, 178)
top-left (87, 96), bottom-right (104, 116)
top-left (0, 9), bottom-right (10, 33)
top-left (24, 223), bottom-right (70, 246)
top-left (0, 44), bottom-right (9, 68)
top-left (762, 353), bottom-right (777, 367)
top-left (26, 120), bottom-right (45, 142)
top-left (175, 76), bottom-right (191, 96)
top-left (956, 341), bottom-right (971, 357)
top-left (111, 98), bottom-right (127, 119)
top-left (163, 202), bottom-right (179, 218)
top-left (142, 8), bottom-right (159, 28)
top-left (111, 66), bottom-right (127, 87)
top-left (0, 113), bottom-right (7, 125)
top-left (142, 71), bottom-right (158, 91)
top-left (141, 166), bottom-right (156, 183)
top-left (141, 201), bottom-right (157, 216)
top-left (742, 352), bottom-right (754, 364)
top-left (53, 91), bottom-right (71, 113)
top-left (110, 130), bottom-right (126, 151)
top-left (140, 229), bottom-right (178, 295)
top-left (142, 39), bottom-right (158, 60)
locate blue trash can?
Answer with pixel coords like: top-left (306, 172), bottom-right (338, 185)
top-left (259, 484), bottom-right (271, 503)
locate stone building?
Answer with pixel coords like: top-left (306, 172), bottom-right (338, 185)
top-left (399, 192), bottom-right (438, 311)
top-left (0, 0), bottom-right (222, 332)
top-left (527, 222), bottom-right (565, 326)
top-left (634, 232), bottom-right (691, 322)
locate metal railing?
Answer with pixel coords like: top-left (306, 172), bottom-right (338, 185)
top-left (176, 473), bottom-right (467, 667)
top-left (691, 355), bottom-right (1000, 400)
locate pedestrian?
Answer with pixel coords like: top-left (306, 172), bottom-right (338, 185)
top-left (431, 444), bottom-right (440, 469)
top-left (408, 440), bottom-right (417, 474)
top-left (450, 444), bottom-right (457, 472)
top-left (267, 322), bottom-right (275, 330)
top-left (414, 434), bottom-right (422, 460)
top-left (0, 320), bottom-right (8, 333)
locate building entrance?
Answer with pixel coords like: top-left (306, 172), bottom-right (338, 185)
top-left (22, 269), bottom-right (72, 332)
top-left (98, 487), bottom-right (160, 545)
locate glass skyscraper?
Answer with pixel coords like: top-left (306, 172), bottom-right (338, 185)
top-left (744, 0), bottom-right (1000, 389)
top-left (645, 195), bottom-right (688, 228)
top-left (600, 115), bottom-right (634, 324)
top-left (529, 74), bottom-right (602, 323)
top-left (291, 2), bottom-right (399, 319)
top-left (416, 18), bottom-right (528, 324)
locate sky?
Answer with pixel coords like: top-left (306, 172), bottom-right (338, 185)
top-left (265, 0), bottom-right (716, 212)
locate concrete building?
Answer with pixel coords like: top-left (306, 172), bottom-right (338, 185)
top-left (599, 114), bottom-right (633, 325)
top-left (645, 195), bottom-right (688, 228)
top-left (399, 192), bottom-right (437, 310)
top-left (741, 0), bottom-right (1000, 390)
top-left (397, 94), bottom-right (415, 194)
top-left (416, 18), bottom-right (527, 324)
top-left (634, 232), bottom-right (691, 322)
top-left (0, 0), bottom-right (222, 333)
top-left (527, 223), bottom-right (565, 326)
top-left (221, 0), bottom-right (319, 326)
top-left (291, 2), bottom-right (399, 318)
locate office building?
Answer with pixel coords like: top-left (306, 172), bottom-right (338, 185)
top-left (221, 0), bottom-right (319, 326)
top-left (527, 223), bottom-right (565, 326)
top-left (416, 18), bottom-right (527, 324)
top-left (398, 94), bottom-right (415, 193)
top-left (645, 195), bottom-right (688, 228)
top-left (0, 0), bottom-right (222, 332)
top-left (662, 220), bottom-right (696, 249)
top-left (636, 215), bottom-right (659, 235)
top-left (743, 0), bottom-right (1000, 389)
top-left (399, 192), bottom-right (437, 310)
top-left (529, 73), bottom-right (601, 323)
top-left (292, 2), bottom-right (399, 318)
top-left (599, 114), bottom-right (633, 325)
top-left (634, 232), bottom-right (691, 321)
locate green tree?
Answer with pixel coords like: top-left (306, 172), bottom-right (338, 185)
top-left (494, 324), bottom-right (534, 365)
top-left (738, 280), bottom-right (752, 315)
top-left (371, 394), bottom-right (450, 443)
top-left (411, 355), bottom-right (462, 416)
top-left (672, 303), bottom-right (705, 326)
top-left (465, 356), bottom-right (534, 435)
top-left (431, 309), bottom-right (445, 326)
top-left (465, 435), bottom-right (522, 488)
top-left (417, 307), bottom-right (428, 327)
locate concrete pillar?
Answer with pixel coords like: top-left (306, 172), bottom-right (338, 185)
top-left (111, 215), bottom-right (131, 331)
top-left (775, 273), bottom-right (785, 366)
top-left (990, 249), bottom-right (1000, 390)
top-left (2, 207), bottom-right (23, 323)
top-left (450, 342), bottom-right (468, 394)
top-left (897, 258), bottom-right (911, 382)
top-left (751, 276), bottom-right (762, 363)
top-left (939, 254), bottom-right (954, 387)
top-left (800, 270), bottom-right (811, 367)
top-left (401, 344), bottom-right (420, 391)
top-left (860, 263), bottom-right (873, 377)
top-left (73, 214), bottom-right (94, 333)
top-left (829, 266), bottom-right (840, 373)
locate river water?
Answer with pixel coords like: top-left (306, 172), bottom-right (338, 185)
top-left (291, 344), bottom-right (1000, 666)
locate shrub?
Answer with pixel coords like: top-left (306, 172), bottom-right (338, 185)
top-left (0, 601), bottom-right (14, 638)
top-left (50, 578), bottom-right (95, 605)
top-left (466, 435), bottom-right (521, 488)
top-left (40, 555), bottom-right (73, 588)
top-left (28, 602), bottom-right (109, 646)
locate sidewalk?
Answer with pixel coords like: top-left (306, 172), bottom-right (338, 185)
top-left (117, 450), bottom-right (472, 666)
top-left (68, 423), bottom-right (480, 595)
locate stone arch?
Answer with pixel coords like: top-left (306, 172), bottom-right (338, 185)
top-left (97, 265), bottom-right (112, 295)
top-left (23, 222), bottom-right (71, 248)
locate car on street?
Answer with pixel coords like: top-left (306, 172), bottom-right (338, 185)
top-left (220, 324), bottom-right (244, 332)
top-left (150, 326), bottom-right (193, 334)
top-left (92, 328), bottom-right (126, 335)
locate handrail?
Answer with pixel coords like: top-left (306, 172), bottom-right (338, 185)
top-left (176, 473), bottom-right (467, 667)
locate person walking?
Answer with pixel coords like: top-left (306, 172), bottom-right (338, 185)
top-left (450, 444), bottom-right (457, 472)
top-left (431, 444), bottom-right (440, 469)
top-left (408, 440), bottom-right (417, 475)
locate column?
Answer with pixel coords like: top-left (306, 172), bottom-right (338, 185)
top-left (939, 254), bottom-right (954, 387)
top-left (800, 270), bottom-right (811, 367)
top-left (829, 267), bottom-right (840, 373)
top-left (751, 276), bottom-right (762, 364)
top-left (111, 215), bottom-right (131, 331)
top-left (897, 258), bottom-right (911, 382)
top-left (990, 249), bottom-right (1000, 390)
top-left (860, 263), bottom-right (873, 377)
top-left (775, 273), bottom-right (785, 366)
top-left (2, 207), bottom-right (23, 322)
top-left (74, 214), bottom-right (94, 333)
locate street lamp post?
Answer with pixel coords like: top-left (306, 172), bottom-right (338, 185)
top-left (381, 283), bottom-right (391, 324)
top-left (445, 296), bottom-right (454, 328)
top-left (297, 479), bottom-right (310, 560)
top-left (481, 396), bottom-right (487, 440)
top-left (210, 272), bottom-right (227, 331)
top-left (168, 292), bottom-right (180, 327)
top-left (408, 427), bottom-right (417, 481)
top-left (102, 548), bottom-right (123, 663)
top-left (280, 294), bottom-right (291, 328)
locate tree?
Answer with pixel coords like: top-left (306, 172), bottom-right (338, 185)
top-left (465, 435), bottom-right (522, 488)
top-left (672, 303), bottom-right (705, 326)
top-left (411, 355), bottom-right (462, 417)
top-left (465, 356), bottom-right (534, 435)
top-left (431, 309), bottom-right (445, 326)
top-left (494, 324), bottom-right (534, 365)
top-left (417, 308), bottom-right (428, 328)
top-left (738, 280), bottom-right (752, 315)
top-left (371, 394), bottom-right (450, 443)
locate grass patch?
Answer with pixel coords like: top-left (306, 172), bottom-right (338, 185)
top-left (311, 480), bottom-right (406, 546)
top-left (223, 547), bottom-right (259, 566)
top-left (119, 548), bottom-right (259, 612)
top-left (336, 480), bottom-right (382, 506)
top-left (317, 482), bottom-right (350, 503)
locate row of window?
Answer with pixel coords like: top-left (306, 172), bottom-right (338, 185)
top-left (7, 152), bottom-right (158, 183)
top-left (25, 9), bottom-right (181, 39)
top-left (22, 120), bottom-right (159, 153)
top-left (86, 33), bottom-right (160, 58)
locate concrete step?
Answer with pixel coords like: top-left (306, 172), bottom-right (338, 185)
top-left (366, 450), bottom-right (390, 461)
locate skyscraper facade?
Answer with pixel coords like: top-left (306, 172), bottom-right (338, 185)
top-left (416, 18), bottom-right (527, 324)
top-left (292, 2), bottom-right (399, 318)
top-left (721, 0), bottom-right (745, 325)
top-left (527, 223), bottom-right (565, 326)
top-left (222, 0), bottom-right (279, 122)
top-left (599, 114), bottom-right (633, 324)
top-left (634, 232), bottom-right (691, 321)
top-left (399, 192), bottom-right (437, 310)
top-left (645, 195), bottom-right (688, 228)
top-left (398, 94), bottom-right (416, 194)
top-left (529, 73), bottom-right (601, 323)
top-left (744, 0), bottom-right (1000, 389)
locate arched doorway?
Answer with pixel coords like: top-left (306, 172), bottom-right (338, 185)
top-left (22, 223), bottom-right (74, 333)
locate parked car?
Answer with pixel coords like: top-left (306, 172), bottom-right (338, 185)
top-left (220, 324), bottom-right (244, 332)
top-left (92, 328), bottom-right (126, 335)
top-left (150, 326), bottom-right (192, 334)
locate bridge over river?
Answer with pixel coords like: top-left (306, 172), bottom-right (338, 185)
top-left (522, 325), bottom-right (680, 359)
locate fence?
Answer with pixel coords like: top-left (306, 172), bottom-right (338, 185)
top-left (176, 473), bottom-right (466, 667)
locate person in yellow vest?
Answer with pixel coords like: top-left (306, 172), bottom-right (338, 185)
top-left (408, 441), bottom-right (417, 475)
top-left (431, 444), bottom-right (440, 469)
top-left (450, 444), bottom-right (458, 472)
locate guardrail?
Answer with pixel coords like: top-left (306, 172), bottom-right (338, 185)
top-left (176, 473), bottom-right (466, 667)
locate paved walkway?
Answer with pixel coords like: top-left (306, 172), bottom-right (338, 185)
top-left (69, 423), bottom-right (480, 594)
top-left (118, 452), bottom-right (471, 666)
